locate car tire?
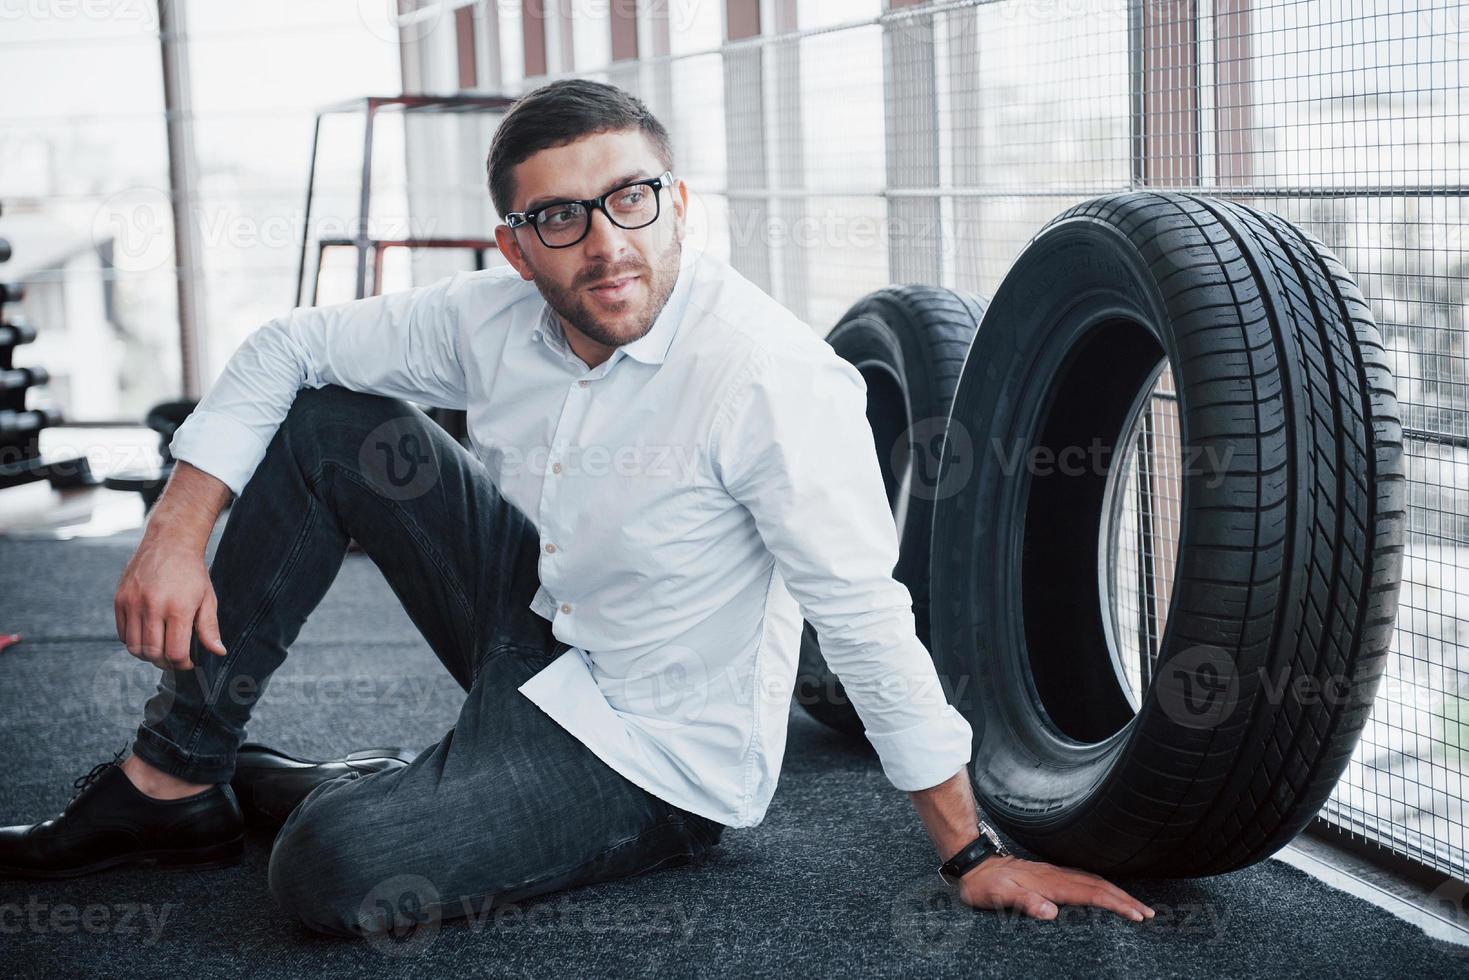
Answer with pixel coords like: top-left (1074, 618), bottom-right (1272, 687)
top-left (930, 191), bottom-right (1406, 876)
top-left (794, 285), bottom-right (986, 740)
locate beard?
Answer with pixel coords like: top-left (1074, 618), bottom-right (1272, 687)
top-left (534, 233), bottom-right (683, 350)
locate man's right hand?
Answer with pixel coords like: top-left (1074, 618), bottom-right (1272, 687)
top-left (115, 541), bottom-right (225, 671)
top-left (113, 461), bottom-right (233, 671)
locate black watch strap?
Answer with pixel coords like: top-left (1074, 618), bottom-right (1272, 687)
top-left (937, 819), bottom-right (1009, 886)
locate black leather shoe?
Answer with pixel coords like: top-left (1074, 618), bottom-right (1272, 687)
top-left (0, 748), bottom-right (244, 879)
top-left (230, 743), bottom-right (416, 830)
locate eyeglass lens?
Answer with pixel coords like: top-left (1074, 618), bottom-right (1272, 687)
top-left (535, 182), bottom-right (660, 247)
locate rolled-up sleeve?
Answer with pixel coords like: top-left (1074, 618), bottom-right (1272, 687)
top-left (169, 273), bottom-right (470, 496)
top-left (711, 340), bottom-right (973, 793)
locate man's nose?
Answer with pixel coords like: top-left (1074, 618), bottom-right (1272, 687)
top-left (581, 205), bottom-right (632, 261)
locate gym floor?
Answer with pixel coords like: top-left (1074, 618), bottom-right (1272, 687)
top-left (1, 480), bottom-right (1466, 978)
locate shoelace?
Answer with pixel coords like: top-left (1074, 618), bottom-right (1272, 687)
top-left (67, 743), bottom-right (129, 808)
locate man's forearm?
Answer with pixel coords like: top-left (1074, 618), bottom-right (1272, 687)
top-left (908, 767), bottom-right (982, 862)
top-left (144, 460), bottom-right (233, 555)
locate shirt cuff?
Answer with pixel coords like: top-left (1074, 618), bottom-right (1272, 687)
top-left (865, 705), bottom-right (974, 792)
top-left (167, 408), bottom-right (274, 497)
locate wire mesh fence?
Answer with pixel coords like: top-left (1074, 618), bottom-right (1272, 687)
top-left (1107, 362), bottom-right (1182, 714)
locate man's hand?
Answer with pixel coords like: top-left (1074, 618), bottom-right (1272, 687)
top-left (114, 461), bottom-right (233, 671)
top-left (909, 769), bottom-right (1154, 922)
top-left (115, 540), bottom-right (225, 671)
top-left (955, 853), bottom-right (1154, 922)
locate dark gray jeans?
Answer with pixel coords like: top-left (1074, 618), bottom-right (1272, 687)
top-left (129, 384), bottom-right (723, 936)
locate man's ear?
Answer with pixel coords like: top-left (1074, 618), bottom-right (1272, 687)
top-left (494, 224), bottom-right (534, 281)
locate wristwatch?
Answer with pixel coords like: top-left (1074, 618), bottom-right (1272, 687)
top-left (937, 818), bottom-right (1009, 887)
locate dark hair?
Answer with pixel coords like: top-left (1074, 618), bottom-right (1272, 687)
top-left (486, 78), bottom-right (674, 220)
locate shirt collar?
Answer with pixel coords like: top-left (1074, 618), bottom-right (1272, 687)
top-left (530, 245), bottom-right (701, 367)
top-left (533, 304), bottom-right (566, 353)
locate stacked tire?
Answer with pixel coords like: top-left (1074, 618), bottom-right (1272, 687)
top-left (793, 286), bottom-right (986, 740)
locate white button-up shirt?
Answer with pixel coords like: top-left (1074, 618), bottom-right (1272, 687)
top-left (169, 243), bottom-right (973, 828)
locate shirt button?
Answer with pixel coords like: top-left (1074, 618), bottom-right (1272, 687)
top-left (578, 379), bottom-right (589, 388)
top-left (552, 462), bottom-right (562, 474)
top-left (544, 542), bottom-right (556, 554)
top-left (560, 603), bottom-right (572, 614)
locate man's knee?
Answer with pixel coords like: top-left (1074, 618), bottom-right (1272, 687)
top-left (281, 385), bottom-right (405, 444)
top-left (267, 796), bottom-right (385, 936)
top-left (275, 385), bottom-right (415, 479)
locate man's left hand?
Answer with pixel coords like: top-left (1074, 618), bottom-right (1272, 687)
top-left (955, 854), bottom-right (1155, 922)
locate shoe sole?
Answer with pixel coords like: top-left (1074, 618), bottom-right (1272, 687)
top-left (236, 743), bottom-right (416, 768)
top-left (0, 835), bottom-right (245, 880)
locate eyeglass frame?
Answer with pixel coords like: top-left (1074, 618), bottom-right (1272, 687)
top-left (503, 170), bottom-right (675, 249)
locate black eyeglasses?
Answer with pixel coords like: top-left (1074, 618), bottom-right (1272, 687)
top-left (505, 171), bottom-right (674, 249)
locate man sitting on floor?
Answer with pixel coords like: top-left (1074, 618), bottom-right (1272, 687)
top-left (0, 78), bottom-right (1152, 936)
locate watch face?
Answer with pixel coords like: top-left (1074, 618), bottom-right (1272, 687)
top-left (978, 821), bottom-right (1007, 856)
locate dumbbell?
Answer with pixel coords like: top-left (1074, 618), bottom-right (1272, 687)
top-left (144, 399), bottom-right (196, 464)
top-left (103, 398), bottom-right (199, 511)
top-left (0, 321), bottom-right (36, 348)
top-left (0, 407), bottom-right (61, 441)
top-left (0, 239), bottom-right (10, 264)
top-left (0, 283), bottom-right (24, 305)
top-left (0, 366), bottom-right (48, 394)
